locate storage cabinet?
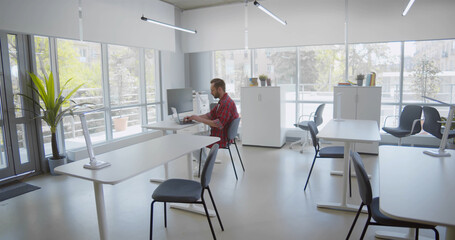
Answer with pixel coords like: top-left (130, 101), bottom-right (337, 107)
top-left (333, 86), bottom-right (382, 154)
top-left (241, 87), bottom-right (285, 147)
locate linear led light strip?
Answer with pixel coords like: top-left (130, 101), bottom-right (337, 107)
top-left (402, 0), bottom-right (416, 16)
top-left (141, 16), bottom-right (197, 34)
top-left (253, 0), bottom-right (287, 25)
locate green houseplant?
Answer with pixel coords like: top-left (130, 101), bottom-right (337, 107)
top-left (19, 72), bottom-right (85, 175)
top-left (259, 74), bottom-right (268, 87)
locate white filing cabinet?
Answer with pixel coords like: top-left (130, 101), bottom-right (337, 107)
top-left (241, 87), bottom-right (285, 148)
top-left (333, 86), bottom-right (382, 154)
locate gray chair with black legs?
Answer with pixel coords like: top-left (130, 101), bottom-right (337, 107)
top-left (305, 121), bottom-right (347, 193)
top-left (150, 144), bottom-right (224, 240)
top-left (346, 151), bottom-right (439, 240)
top-left (290, 103), bottom-right (326, 153)
top-left (423, 106), bottom-right (455, 140)
top-left (382, 105), bottom-right (422, 145)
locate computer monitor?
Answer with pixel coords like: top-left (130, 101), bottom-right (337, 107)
top-left (167, 88), bottom-right (193, 114)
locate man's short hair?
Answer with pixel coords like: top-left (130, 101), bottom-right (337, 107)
top-left (210, 78), bottom-right (225, 92)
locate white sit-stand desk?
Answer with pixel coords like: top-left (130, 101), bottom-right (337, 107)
top-left (379, 146), bottom-right (455, 240)
top-left (316, 119), bottom-right (381, 212)
top-left (143, 120), bottom-right (201, 181)
top-left (55, 134), bottom-right (219, 240)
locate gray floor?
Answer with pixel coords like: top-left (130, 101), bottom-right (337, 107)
top-left (0, 141), bottom-right (443, 240)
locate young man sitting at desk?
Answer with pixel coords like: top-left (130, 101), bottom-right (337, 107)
top-left (185, 78), bottom-right (239, 149)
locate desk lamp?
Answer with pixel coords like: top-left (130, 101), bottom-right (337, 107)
top-left (423, 96), bottom-right (454, 157)
top-left (78, 109), bottom-right (111, 169)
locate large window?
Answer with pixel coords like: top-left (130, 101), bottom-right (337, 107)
top-left (33, 36), bottom-right (160, 156)
top-left (214, 38), bottom-right (455, 139)
top-left (214, 50), bottom-right (251, 100)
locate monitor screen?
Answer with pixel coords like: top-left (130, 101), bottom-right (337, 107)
top-left (167, 88), bottom-right (193, 114)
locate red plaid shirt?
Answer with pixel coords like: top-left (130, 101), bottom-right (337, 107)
top-left (205, 93), bottom-right (239, 148)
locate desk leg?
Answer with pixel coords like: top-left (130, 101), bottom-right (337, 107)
top-left (317, 142), bottom-right (361, 213)
top-left (150, 130), bottom-right (171, 183)
top-left (94, 182), bottom-right (108, 240)
top-left (170, 152), bottom-right (216, 217)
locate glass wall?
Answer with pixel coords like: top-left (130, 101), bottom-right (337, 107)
top-left (214, 38), bottom-right (455, 137)
top-left (33, 36), bottom-right (160, 155)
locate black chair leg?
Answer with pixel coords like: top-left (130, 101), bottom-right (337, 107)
top-left (198, 148), bottom-right (203, 178)
top-left (233, 140), bottom-right (245, 171)
top-left (359, 211), bottom-right (371, 240)
top-left (227, 146), bottom-right (238, 180)
top-left (206, 186), bottom-right (224, 231)
top-left (346, 203), bottom-right (364, 240)
top-left (164, 202), bottom-right (167, 228)
top-left (150, 200), bottom-right (156, 240)
top-left (415, 228), bottom-right (419, 240)
top-left (304, 154), bottom-right (318, 191)
top-left (201, 195), bottom-right (217, 240)
top-left (349, 157), bottom-right (352, 198)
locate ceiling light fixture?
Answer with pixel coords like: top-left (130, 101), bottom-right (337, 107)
top-left (402, 0), bottom-right (415, 16)
top-left (141, 15), bottom-right (197, 34)
top-left (253, 1), bottom-right (287, 25)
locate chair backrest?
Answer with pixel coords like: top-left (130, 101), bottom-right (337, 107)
top-left (423, 106), bottom-right (443, 139)
top-left (399, 105), bottom-right (422, 133)
top-left (307, 121), bottom-right (319, 151)
top-left (313, 104), bottom-right (326, 127)
top-left (227, 118), bottom-right (240, 141)
top-left (350, 151), bottom-right (373, 206)
top-left (201, 144), bottom-right (219, 188)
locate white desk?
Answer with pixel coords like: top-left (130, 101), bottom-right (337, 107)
top-left (316, 119), bottom-right (381, 212)
top-left (55, 134), bottom-right (219, 240)
top-left (379, 146), bottom-right (455, 240)
top-left (143, 120), bottom-right (200, 135)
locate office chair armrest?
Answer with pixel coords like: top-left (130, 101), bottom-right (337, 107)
top-left (409, 118), bottom-right (424, 135)
top-left (296, 112), bottom-right (314, 124)
top-left (383, 115), bottom-right (399, 127)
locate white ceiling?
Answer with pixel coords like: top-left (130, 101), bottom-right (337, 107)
top-left (160, 0), bottom-right (252, 10)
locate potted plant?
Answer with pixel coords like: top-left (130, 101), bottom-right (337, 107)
top-left (19, 72), bottom-right (85, 175)
top-left (356, 74), bottom-right (365, 86)
top-left (259, 74), bottom-right (268, 87)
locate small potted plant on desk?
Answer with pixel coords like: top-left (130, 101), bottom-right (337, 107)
top-left (356, 74), bottom-right (365, 86)
top-left (259, 74), bottom-right (268, 87)
top-left (19, 72), bottom-right (86, 175)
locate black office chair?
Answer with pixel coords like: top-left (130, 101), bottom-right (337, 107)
top-left (150, 144), bottom-right (224, 240)
top-left (346, 151), bottom-right (439, 240)
top-left (382, 105), bottom-right (422, 145)
top-left (290, 103), bottom-right (326, 153)
top-left (305, 121), bottom-right (346, 192)
top-left (423, 106), bottom-right (455, 140)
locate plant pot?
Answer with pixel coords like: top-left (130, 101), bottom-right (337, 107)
top-left (266, 78), bottom-right (271, 86)
top-left (113, 117), bottom-right (128, 132)
top-left (357, 79), bottom-right (363, 86)
top-left (48, 156), bottom-right (67, 176)
top-left (260, 80), bottom-right (266, 87)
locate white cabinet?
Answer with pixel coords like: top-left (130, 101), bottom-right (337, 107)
top-left (333, 86), bottom-right (382, 154)
top-left (241, 87), bottom-right (285, 148)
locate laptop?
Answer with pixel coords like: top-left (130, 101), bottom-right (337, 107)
top-left (171, 107), bottom-right (195, 125)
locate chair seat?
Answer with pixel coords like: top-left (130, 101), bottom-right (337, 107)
top-left (382, 127), bottom-right (415, 138)
top-left (152, 179), bottom-right (202, 203)
top-left (371, 197), bottom-right (435, 229)
top-left (319, 146), bottom-right (344, 158)
top-left (294, 121), bottom-right (311, 131)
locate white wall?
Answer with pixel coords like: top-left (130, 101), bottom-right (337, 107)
top-left (0, 0), bottom-right (176, 51)
top-left (181, 0), bottom-right (455, 53)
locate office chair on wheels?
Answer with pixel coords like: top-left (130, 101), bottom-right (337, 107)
top-left (290, 103), bottom-right (326, 153)
top-left (346, 151), bottom-right (439, 240)
top-left (150, 144), bottom-right (224, 240)
top-left (382, 105), bottom-right (422, 146)
top-left (422, 106), bottom-right (455, 140)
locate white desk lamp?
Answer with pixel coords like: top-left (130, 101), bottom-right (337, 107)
top-left (334, 92), bottom-right (343, 121)
top-left (422, 96), bottom-right (454, 157)
top-left (78, 109), bottom-right (111, 169)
